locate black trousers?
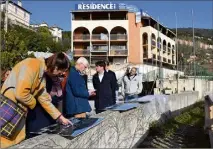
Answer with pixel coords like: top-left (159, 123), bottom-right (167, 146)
top-left (95, 109), bottom-right (105, 114)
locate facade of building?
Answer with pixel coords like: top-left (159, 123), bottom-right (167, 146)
top-left (30, 23), bottom-right (63, 42)
top-left (71, 3), bottom-right (176, 68)
top-left (1, 0), bottom-right (31, 27)
top-left (49, 25), bottom-right (63, 42)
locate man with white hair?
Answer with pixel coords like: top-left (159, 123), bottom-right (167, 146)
top-left (64, 57), bottom-right (95, 118)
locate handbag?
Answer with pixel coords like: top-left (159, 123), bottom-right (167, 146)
top-left (0, 87), bottom-right (26, 140)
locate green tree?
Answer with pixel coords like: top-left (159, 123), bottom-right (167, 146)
top-left (1, 26), bottom-right (28, 69)
top-left (61, 31), bottom-right (71, 51)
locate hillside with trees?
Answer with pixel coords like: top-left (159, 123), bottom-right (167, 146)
top-left (172, 28), bottom-right (213, 75)
top-left (171, 28), bottom-right (213, 44)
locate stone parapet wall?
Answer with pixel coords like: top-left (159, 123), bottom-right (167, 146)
top-left (12, 91), bottom-right (199, 148)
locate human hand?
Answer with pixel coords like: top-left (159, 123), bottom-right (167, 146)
top-left (91, 92), bottom-right (96, 96)
top-left (88, 90), bottom-right (96, 96)
top-left (58, 115), bottom-right (73, 126)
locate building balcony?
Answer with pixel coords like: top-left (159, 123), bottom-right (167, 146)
top-left (142, 26), bottom-right (175, 56)
top-left (110, 34), bottom-right (127, 41)
top-left (172, 50), bottom-right (175, 55)
top-left (110, 49), bottom-right (128, 56)
top-left (92, 34), bottom-right (108, 41)
top-left (168, 48), bottom-right (171, 55)
top-left (91, 46), bottom-right (108, 52)
top-left (143, 52), bottom-right (148, 58)
top-left (157, 49), bottom-right (160, 52)
top-left (73, 50), bottom-right (90, 56)
top-left (73, 34), bottom-right (90, 41)
top-left (151, 40), bottom-right (156, 47)
top-left (157, 43), bottom-right (161, 49)
top-left (172, 61), bottom-right (175, 64)
top-left (143, 40), bottom-right (148, 45)
top-left (157, 56), bottom-right (161, 61)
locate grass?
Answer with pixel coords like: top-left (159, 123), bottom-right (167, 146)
top-left (139, 101), bottom-right (210, 148)
top-left (150, 101), bottom-right (205, 137)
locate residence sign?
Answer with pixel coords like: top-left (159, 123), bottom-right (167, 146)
top-left (75, 3), bottom-right (125, 10)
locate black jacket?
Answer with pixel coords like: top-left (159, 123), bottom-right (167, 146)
top-left (92, 71), bottom-right (117, 110)
top-left (106, 70), bottom-right (119, 91)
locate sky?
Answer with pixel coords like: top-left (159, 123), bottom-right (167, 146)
top-left (22, 0), bottom-right (213, 31)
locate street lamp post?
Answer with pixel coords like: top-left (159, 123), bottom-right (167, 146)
top-left (175, 12), bottom-right (179, 93)
top-left (192, 9), bottom-right (196, 91)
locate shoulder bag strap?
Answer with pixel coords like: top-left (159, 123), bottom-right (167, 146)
top-left (2, 87), bottom-right (15, 95)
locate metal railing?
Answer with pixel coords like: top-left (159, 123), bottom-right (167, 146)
top-left (151, 40), bottom-right (156, 47)
top-left (168, 48), bottom-right (171, 55)
top-left (73, 50), bottom-right (90, 55)
top-left (172, 55), bottom-right (175, 59)
top-left (143, 52), bottom-right (148, 58)
top-left (157, 43), bottom-right (161, 49)
top-left (92, 34), bottom-right (109, 40)
top-left (110, 50), bottom-right (128, 56)
top-left (110, 46), bottom-right (127, 50)
top-left (73, 34), bottom-right (128, 41)
top-left (172, 50), bottom-right (175, 55)
top-left (157, 56), bottom-right (161, 60)
top-left (91, 46), bottom-right (108, 51)
top-left (73, 34), bottom-right (90, 40)
top-left (110, 34), bottom-right (127, 40)
top-left (143, 40), bottom-right (148, 45)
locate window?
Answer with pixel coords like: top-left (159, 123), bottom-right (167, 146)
top-left (24, 12), bottom-right (26, 18)
top-left (15, 7), bottom-right (17, 14)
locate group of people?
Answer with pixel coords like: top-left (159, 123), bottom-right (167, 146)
top-left (0, 52), bottom-right (143, 148)
top-left (65, 58), bottom-right (118, 117)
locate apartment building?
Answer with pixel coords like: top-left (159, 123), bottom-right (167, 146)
top-left (50, 25), bottom-right (63, 42)
top-left (30, 22), bottom-right (63, 42)
top-left (71, 3), bottom-right (176, 67)
top-left (1, 0), bottom-right (31, 27)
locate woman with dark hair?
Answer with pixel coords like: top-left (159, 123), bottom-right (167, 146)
top-left (25, 72), bottom-right (65, 138)
top-left (0, 52), bottom-right (72, 148)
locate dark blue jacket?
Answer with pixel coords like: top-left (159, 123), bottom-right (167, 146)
top-left (65, 67), bottom-right (91, 116)
top-left (92, 71), bottom-right (117, 110)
